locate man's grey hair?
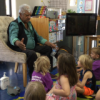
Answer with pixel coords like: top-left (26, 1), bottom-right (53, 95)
top-left (19, 4), bottom-right (32, 14)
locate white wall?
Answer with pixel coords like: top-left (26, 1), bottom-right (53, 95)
top-left (16, 0), bottom-right (30, 17)
top-left (29, 0), bottom-right (77, 13)
top-left (13, 0), bottom-right (97, 19)
top-left (12, 0), bottom-right (30, 19)
top-left (67, 0), bottom-right (77, 12)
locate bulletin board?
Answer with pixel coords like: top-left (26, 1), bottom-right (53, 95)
top-left (48, 0), bottom-right (67, 11)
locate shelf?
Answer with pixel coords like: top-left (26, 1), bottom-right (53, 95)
top-left (84, 35), bottom-right (100, 38)
top-left (49, 16), bottom-right (100, 21)
top-left (49, 18), bottom-right (66, 21)
top-left (49, 30), bottom-right (62, 33)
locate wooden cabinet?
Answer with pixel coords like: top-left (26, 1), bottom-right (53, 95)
top-left (30, 18), bottom-right (49, 40)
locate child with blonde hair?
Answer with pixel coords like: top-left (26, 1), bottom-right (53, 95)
top-left (46, 53), bottom-right (78, 100)
top-left (31, 56), bottom-right (53, 92)
top-left (90, 47), bottom-right (100, 80)
top-left (24, 81), bottom-right (46, 100)
top-left (75, 54), bottom-right (96, 96)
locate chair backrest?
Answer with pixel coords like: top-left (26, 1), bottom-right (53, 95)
top-left (0, 16), bottom-right (14, 43)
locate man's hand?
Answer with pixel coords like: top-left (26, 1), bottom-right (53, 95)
top-left (50, 43), bottom-right (59, 50)
top-left (45, 41), bottom-right (59, 50)
top-left (15, 38), bottom-right (26, 51)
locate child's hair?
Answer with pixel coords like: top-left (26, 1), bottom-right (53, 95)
top-left (34, 56), bottom-right (50, 74)
top-left (57, 53), bottom-right (78, 86)
top-left (91, 47), bottom-right (100, 58)
top-left (24, 81), bottom-right (46, 100)
top-left (79, 54), bottom-right (93, 70)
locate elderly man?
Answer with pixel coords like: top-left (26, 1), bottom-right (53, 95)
top-left (7, 4), bottom-right (57, 78)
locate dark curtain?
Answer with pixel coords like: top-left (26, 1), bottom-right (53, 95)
top-left (97, 0), bottom-right (100, 35)
top-left (0, 0), bottom-right (6, 15)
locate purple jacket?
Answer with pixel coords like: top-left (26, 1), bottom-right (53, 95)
top-left (92, 60), bottom-right (100, 80)
top-left (31, 71), bottom-right (53, 92)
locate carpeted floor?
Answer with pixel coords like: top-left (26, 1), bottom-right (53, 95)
top-left (9, 68), bottom-right (100, 100)
top-left (9, 68), bottom-right (58, 100)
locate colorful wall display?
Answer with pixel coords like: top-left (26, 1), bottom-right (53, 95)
top-left (77, 0), bottom-right (85, 13)
top-left (32, 6), bottom-right (47, 16)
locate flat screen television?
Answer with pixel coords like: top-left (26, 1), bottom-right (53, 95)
top-left (65, 13), bottom-right (97, 36)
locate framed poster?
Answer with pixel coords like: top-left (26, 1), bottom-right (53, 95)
top-left (85, 0), bottom-right (93, 11)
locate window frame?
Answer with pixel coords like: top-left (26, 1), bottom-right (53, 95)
top-left (6, 0), bottom-right (12, 16)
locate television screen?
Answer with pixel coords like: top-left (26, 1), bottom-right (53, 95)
top-left (66, 13), bottom-right (97, 36)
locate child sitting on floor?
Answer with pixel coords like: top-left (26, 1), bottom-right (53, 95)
top-left (24, 81), bottom-right (46, 100)
top-left (46, 53), bottom-right (78, 100)
top-left (31, 56), bottom-right (53, 92)
top-left (75, 54), bottom-right (96, 96)
top-left (90, 47), bottom-right (100, 80)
